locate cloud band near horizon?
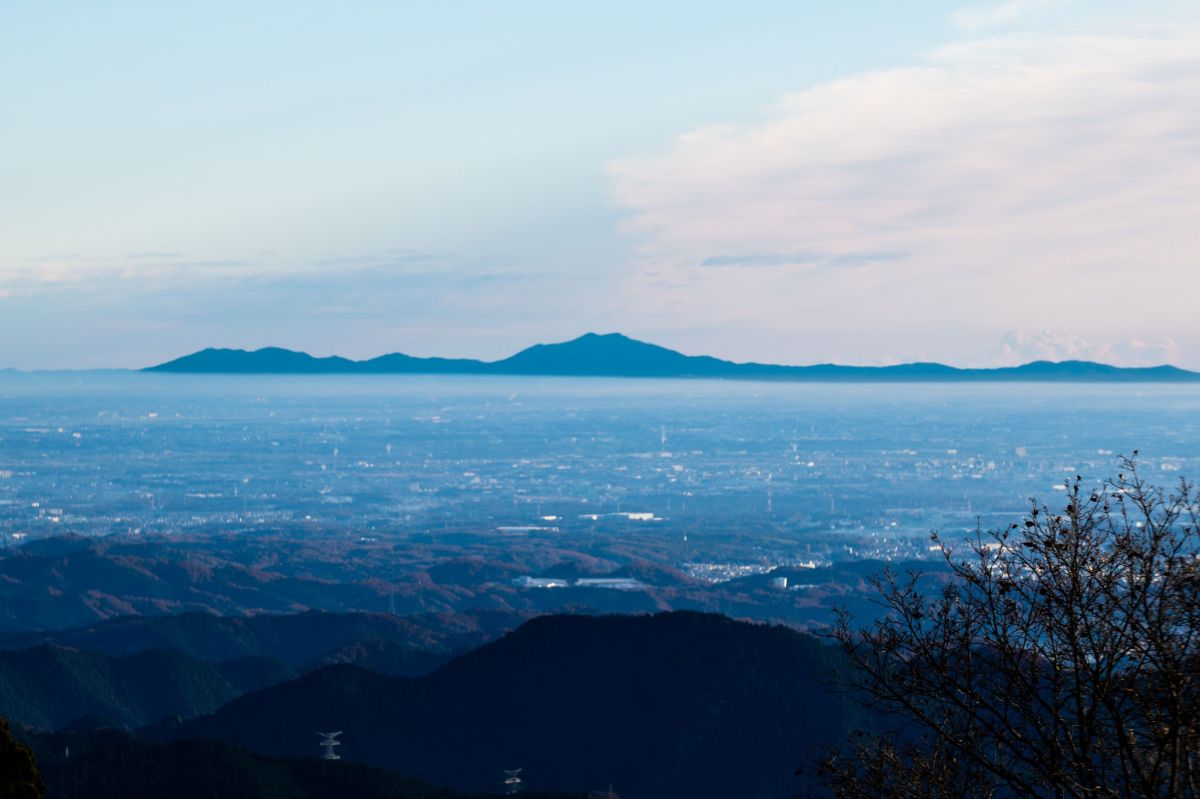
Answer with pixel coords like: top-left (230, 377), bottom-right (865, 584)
top-left (608, 24), bottom-right (1200, 367)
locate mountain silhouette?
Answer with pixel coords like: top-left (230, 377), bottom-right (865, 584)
top-left (171, 611), bottom-right (867, 799)
top-left (146, 332), bottom-right (1199, 381)
top-left (492, 333), bottom-right (732, 377)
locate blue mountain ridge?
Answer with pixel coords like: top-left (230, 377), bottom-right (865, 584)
top-left (144, 332), bottom-right (1200, 381)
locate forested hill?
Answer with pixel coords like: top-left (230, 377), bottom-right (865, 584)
top-left (0, 609), bottom-right (491, 677)
top-left (25, 728), bottom-right (581, 799)
top-left (0, 645), bottom-right (295, 730)
top-left (173, 611), bottom-right (868, 799)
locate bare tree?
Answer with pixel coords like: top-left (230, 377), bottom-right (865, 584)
top-left (822, 456), bottom-right (1200, 799)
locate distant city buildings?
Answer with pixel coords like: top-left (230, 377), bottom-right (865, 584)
top-left (573, 577), bottom-right (646, 591)
top-left (511, 576), bottom-right (571, 588)
top-left (2, 377), bottom-right (1194, 584)
top-left (578, 512), bottom-right (660, 522)
top-left (512, 576), bottom-right (646, 591)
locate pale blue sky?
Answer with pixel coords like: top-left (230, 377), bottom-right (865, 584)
top-left (2, 1), bottom-right (1197, 368)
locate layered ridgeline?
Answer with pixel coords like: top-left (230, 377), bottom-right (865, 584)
top-left (0, 645), bottom-right (295, 730)
top-left (0, 610), bottom-right (506, 733)
top-left (0, 609), bottom-right (494, 677)
top-left (4, 611), bottom-right (865, 798)
top-left (171, 611), bottom-right (866, 799)
top-left (0, 535), bottom-right (947, 652)
top-left (146, 332), bottom-right (1200, 381)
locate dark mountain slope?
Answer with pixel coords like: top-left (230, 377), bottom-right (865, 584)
top-left (175, 611), bottom-right (866, 799)
top-left (0, 609), bottom-right (506, 676)
top-left (0, 645), bottom-right (295, 730)
top-left (145, 332), bottom-right (1200, 381)
top-left (25, 727), bottom-right (579, 799)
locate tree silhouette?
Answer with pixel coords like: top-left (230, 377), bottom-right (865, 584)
top-left (822, 456), bottom-right (1200, 798)
top-left (0, 716), bottom-right (44, 799)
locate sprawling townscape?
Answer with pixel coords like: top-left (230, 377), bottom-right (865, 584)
top-left (2, 375), bottom-right (1197, 628)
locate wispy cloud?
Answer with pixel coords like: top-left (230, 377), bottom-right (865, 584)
top-left (701, 252), bottom-right (823, 268)
top-left (990, 331), bottom-right (1181, 367)
top-left (0, 256), bottom-right (254, 295)
top-left (609, 23), bottom-right (1200, 366)
top-left (0, 249), bottom-right (614, 367)
top-left (951, 0), bottom-right (1064, 32)
top-left (125, 251), bottom-right (183, 259)
top-left (699, 250), bottom-right (907, 268)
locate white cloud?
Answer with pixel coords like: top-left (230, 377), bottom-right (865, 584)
top-left (990, 331), bottom-right (1181, 366)
top-left (0, 249), bottom-right (612, 368)
top-left (0, 257), bottom-right (253, 294)
top-left (608, 24), bottom-right (1200, 366)
top-left (951, 0), bottom-right (1062, 32)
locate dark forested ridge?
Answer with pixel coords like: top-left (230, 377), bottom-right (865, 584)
top-left (0, 645), bottom-right (295, 730)
top-left (0, 612), bottom-right (865, 798)
top-left (24, 728), bottom-right (580, 799)
top-left (172, 611), bottom-right (866, 799)
top-left (0, 610), bottom-right (482, 677)
top-left (145, 332), bottom-right (1200, 381)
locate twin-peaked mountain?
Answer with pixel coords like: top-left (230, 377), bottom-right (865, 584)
top-left (146, 332), bottom-right (1199, 381)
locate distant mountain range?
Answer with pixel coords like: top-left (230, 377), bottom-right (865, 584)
top-left (146, 332), bottom-right (1199, 381)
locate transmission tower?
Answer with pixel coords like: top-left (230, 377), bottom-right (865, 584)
top-left (501, 768), bottom-right (523, 795)
top-left (318, 731), bottom-right (342, 760)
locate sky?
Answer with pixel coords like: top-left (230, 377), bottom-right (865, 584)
top-left (2, 0), bottom-right (1198, 369)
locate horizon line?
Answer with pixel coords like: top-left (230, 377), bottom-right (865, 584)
top-left (0, 332), bottom-right (1182, 377)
